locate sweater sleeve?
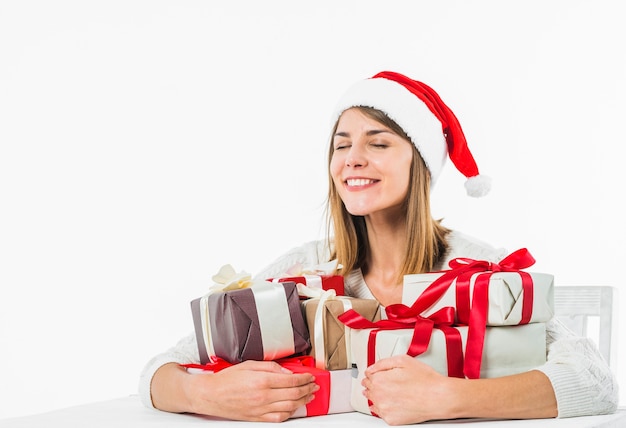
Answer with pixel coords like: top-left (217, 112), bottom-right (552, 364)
top-left (535, 317), bottom-right (619, 418)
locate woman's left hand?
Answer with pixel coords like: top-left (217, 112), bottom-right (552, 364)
top-left (363, 354), bottom-right (457, 425)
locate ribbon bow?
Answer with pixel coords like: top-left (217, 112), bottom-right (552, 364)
top-left (418, 247), bottom-right (536, 378)
top-left (338, 298), bottom-right (464, 378)
top-left (210, 264), bottom-right (253, 291)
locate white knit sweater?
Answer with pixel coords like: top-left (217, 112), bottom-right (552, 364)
top-left (138, 231), bottom-right (618, 418)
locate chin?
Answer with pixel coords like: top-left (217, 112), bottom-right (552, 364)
top-left (344, 206), bottom-right (372, 216)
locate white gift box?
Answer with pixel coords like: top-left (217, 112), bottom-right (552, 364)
top-left (403, 271), bottom-right (554, 326)
top-left (350, 323), bottom-right (547, 415)
top-left (292, 369), bottom-right (353, 418)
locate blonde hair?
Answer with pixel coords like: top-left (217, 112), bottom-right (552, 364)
top-left (326, 107), bottom-right (450, 282)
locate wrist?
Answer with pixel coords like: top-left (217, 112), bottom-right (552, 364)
top-left (436, 377), bottom-right (470, 420)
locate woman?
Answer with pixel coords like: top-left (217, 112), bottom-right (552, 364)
top-left (139, 71), bottom-right (618, 424)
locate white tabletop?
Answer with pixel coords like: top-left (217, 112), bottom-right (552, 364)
top-left (0, 396), bottom-right (624, 428)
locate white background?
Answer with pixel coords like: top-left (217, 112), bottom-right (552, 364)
top-left (1, 0), bottom-right (624, 420)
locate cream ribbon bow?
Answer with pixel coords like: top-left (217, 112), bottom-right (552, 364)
top-left (210, 264), bottom-right (253, 292)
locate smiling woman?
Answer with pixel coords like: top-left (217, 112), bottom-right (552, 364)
top-left (139, 71), bottom-right (618, 425)
top-left (1, 1), bottom-right (625, 423)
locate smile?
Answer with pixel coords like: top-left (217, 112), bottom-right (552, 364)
top-left (346, 178), bottom-right (377, 187)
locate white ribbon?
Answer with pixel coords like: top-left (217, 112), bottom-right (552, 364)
top-left (250, 281), bottom-right (295, 360)
top-left (199, 294), bottom-right (217, 362)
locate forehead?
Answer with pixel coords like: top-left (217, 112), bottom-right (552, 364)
top-left (335, 108), bottom-right (392, 134)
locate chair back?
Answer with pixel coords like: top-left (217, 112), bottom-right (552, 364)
top-left (553, 286), bottom-right (615, 366)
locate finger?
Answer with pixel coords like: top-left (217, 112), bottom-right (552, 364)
top-left (254, 386), bottom-right (318, 422)
top-left (266, 372), bottom-right (317, 389)
top-left (270, 379), bottom-right (320, 403)
top-left (236, 360), bottom-right (291, 373)
top-left (365, 355), bottom-right (409, 375)
top-left (256, 397), bottom-right (315, 424)
top-left (234, 361), bottom-right (316, 387)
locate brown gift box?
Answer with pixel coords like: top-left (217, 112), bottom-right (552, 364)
top-left (301, 297), bottom-right (381, 370)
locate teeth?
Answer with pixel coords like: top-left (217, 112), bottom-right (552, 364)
top-left (347, 178), bottom-right (374, 186)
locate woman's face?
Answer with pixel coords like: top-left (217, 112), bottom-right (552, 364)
top-left (330, 108), bottom-right (414, 218)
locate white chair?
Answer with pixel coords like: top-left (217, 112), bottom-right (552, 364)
top-left (553, 285), bottom-right (615, 366)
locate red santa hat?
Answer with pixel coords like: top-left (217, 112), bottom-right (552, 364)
top-left (332, 71), bottom-right (491, 197)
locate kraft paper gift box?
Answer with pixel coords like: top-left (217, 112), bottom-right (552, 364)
top-left (183, 357), bottom-right (353, 417)
top-left (190, 280), bottom-right (310, 364)
top-left (403, 248), bottom-right (554, 326)
top-left (349, 323), bottom-right (547, 415)
top-left (301, 295), bottom-right (381, 370)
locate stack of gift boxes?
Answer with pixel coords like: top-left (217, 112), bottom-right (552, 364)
top-left (185, 249), bottom-right (554, 419)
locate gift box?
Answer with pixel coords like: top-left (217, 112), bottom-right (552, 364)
top-left (403, 248), bottom-right (554, 327)
top-left (291, 367), bottom-right (353, 418)
top-left (267, 260), bottom-right (345, 296)
top-left (270, 275), bottom-right (345, 296)
top-left (301, 295), bottom-right (381, 370)
top-left (190, 280), bottom-right (310, 364)
top-left (403, 271), bottom-right (554, 326)
top-left (183, 356), bottom-right (353, 417)
top-left (349, 323), bottom-right (547, 415)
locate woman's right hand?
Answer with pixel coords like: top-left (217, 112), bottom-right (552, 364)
top-left (151, 360), bottom-right (319, 422)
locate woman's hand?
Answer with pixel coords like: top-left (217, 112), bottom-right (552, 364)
top-left (152, 360), bottom-right (319, 422)
top-left (363, 354), bottom-right (454, 425)
top-left (363, 354), bottom-right (557, 426)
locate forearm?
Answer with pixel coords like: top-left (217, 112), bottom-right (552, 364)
top-left (150, 362), bottom-right (196, 414)
top-left (447, 370), bottom-right (557, 420)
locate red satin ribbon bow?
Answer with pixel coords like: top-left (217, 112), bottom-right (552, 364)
top-left (338, 296), bottom-right (465, 377)
top-left (338, 248), bottom-right (536, 382)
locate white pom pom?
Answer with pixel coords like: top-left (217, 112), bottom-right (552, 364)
top-left (464, 174), bottom-right (491, 197)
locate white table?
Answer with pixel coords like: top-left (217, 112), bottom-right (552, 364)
top-left (0, 396), bottom-right (624, 428)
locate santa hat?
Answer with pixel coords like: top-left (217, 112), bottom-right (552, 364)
top-left (332, 71), bottom-right (491, 197)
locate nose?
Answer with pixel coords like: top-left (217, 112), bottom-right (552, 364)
top-left (345, 145), bottom-right (367, 168)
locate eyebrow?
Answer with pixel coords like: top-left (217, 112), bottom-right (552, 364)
top-left (334, 129), bottom-right (393, 138)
